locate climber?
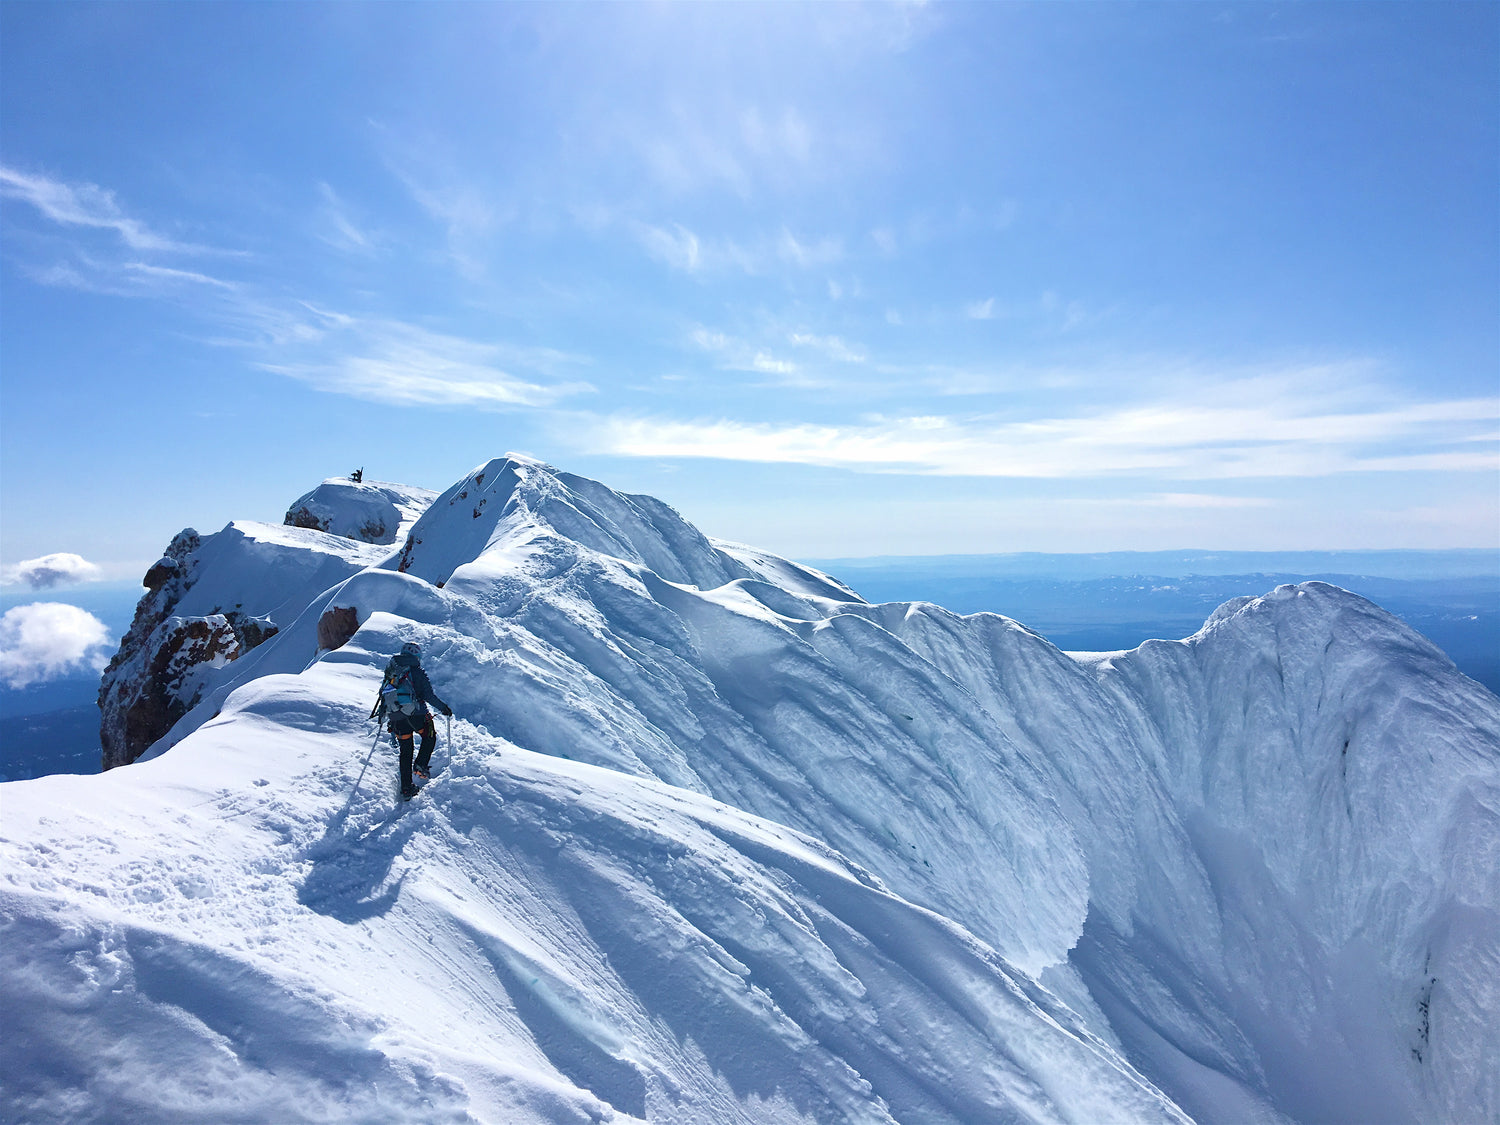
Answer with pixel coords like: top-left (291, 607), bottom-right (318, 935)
top-left (371, 641), bottom-right (453, 800)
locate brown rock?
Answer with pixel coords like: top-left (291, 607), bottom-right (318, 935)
top-left (317, 605), bottom-right (360, 652)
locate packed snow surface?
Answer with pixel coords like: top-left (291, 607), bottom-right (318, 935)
top-left (2, 454), bottom-right (1496, 1124)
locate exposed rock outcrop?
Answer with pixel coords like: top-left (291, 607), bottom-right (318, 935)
top-left (101, 615), bottom-right (240, 769)
top-left (100, 529), bottom-right (212, 769)
top-left (98, 533), bottom-right (303, 770)
top-left (315, 606), bottom-right (359, 652)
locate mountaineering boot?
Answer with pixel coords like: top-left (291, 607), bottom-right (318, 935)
top-left (401, 782), bottom-right (420, 801)
top-left (413, 764), bottom-right (429, 780)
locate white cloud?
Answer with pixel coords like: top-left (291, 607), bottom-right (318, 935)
top-left (965, 298), bottom-right (995, 320)
top-left (379, 149), bottom-right (508, 280)
top-left (316, 182), bottom-right (378, 255)
top-left (21, 250), bottom-right (238, 300)
top-left (123, 262), bottom-right (238, 290)
top-left (637, 222), bottom-right (702, 271)
top-left (689, 327), bottom-right (732, 352)
top-left (580, 387), bottom-right (1500, 480)
top-left (0, 603), bottom-right (114, 689)
top-left (752, 353), bottom-right (798, 376)
top-left (635, 222), bottom-right (841, 276)
top-left (624, 96), bottom-right (830, 200)
top-left (3, 553), bottom-right (103, 590)
top-left (689, 325), bottom-right (868, 388)
top-left (260, 317), bottom-right (594, 410)
top-left (776, 229), bottom-right (843, 268)
top-left (0, 165), bottom-right (204, 253)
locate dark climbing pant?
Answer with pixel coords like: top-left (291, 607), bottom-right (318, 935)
top-left (392, 715), bottom-right (436, 789)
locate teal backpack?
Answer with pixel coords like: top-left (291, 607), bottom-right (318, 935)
top-left (380, 661), bottom-right (420, 718)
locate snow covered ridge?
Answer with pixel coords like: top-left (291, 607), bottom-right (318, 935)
top-left (284, 476), bottom-right (438, 545)
top-left (7, 453), bottom-right (1498, 1124)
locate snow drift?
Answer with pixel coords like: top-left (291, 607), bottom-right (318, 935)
top-left (3, 454), bottom-right (1496, 1125)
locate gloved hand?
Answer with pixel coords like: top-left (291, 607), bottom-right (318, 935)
top-left (438, 702), bottom-right (453, 717)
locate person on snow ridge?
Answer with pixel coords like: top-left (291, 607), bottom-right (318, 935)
top-left (372, 641), bottom-right (453, 800)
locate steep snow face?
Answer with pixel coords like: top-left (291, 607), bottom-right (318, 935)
top-left (5, 454), bottom-right (1496, 1124)
top-left (897, 583), bottom-right (1500, 1124)
top-left (285, 477), bottom-right (437, 545)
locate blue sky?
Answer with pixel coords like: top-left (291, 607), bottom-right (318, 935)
top-left (2, 0), bottom-right (1497, 582)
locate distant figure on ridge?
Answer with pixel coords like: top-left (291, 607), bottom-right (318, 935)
top-left (371, 641), bottom-right (453, 801)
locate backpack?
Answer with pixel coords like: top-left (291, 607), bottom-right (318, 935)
top-left (380, 661), bottom-right (421, 719)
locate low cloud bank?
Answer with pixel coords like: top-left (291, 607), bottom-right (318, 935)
top-left (0, 603), bottom-right (113, 689)
top-left (3, 552), bottom-right (102, 589)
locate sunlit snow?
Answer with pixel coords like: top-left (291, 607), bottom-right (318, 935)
top-left (2, 455), bottom-right (1495, 1124)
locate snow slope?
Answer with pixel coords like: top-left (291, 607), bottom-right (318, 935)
top-left (3, 454), bottom-right (1496, 1124)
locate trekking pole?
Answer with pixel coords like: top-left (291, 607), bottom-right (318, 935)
top-left (336, 723), bottom-right (385, 822)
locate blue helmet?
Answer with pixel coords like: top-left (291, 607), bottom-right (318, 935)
top-left (401, 641), bottom-right (421, 657)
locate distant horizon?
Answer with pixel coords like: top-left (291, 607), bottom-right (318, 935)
top-left (804, 544), bottom-right (1500, 574)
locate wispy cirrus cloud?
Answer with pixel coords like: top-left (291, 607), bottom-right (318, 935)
top-left (638, 222), bottom-right (702, 271)
top-left (259, 316), bottom-right (594, 410)
top-left (630, 101), bottom-right (825, 200)
top-left (316, 181), bottom-right (380, 255)
top-left (0, 165), bottom-right (209, 254)
top-left (3, 164), bottom-right (588, 413)
top-left (21, 251), bottom-right (240, 299)
top-left (634, 221), bottom-right (842, 275)
top-left (123, 262), bottom-right (239, 290)
top-left (579, 382), bottom-right (1500, 480)
top-left (376, 136), bottom-right (510, 280)
top-left (687, 323), bottom-right (868, 388)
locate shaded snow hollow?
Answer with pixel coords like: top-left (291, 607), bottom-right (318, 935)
top-left (2, 454), bottom-right (1496, 1125)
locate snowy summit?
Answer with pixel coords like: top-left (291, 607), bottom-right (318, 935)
top-left (2, 454), bottom-right (1496, 1124)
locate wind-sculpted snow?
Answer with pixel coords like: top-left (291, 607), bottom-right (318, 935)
top-left (1, 661), bottom-right (1186, 1124)
top-left (3, 454), bottom-right (1496, 1124)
